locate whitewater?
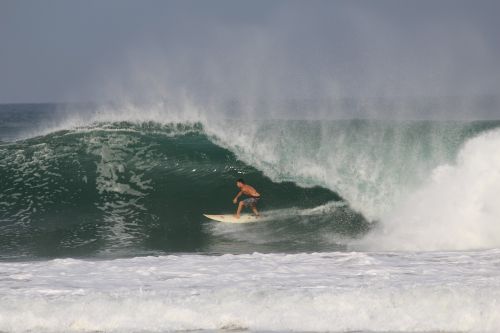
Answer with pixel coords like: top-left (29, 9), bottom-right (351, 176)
top-left (1, 104), bottom-right (500, 332)
top-left (1, 250), bottom-right (499, 332)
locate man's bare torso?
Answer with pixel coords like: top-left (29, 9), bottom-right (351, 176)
top-left (240, 184), bottom-right (260, 197)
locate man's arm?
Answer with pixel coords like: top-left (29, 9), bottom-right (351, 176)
top-left (233, 191), bottom-right (243, 204)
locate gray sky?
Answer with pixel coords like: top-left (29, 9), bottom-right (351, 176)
top-left (1, 0), bottom-right (499, 115)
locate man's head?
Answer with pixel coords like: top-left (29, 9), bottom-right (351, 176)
top-left (236, 178), bottom-right (245, 188)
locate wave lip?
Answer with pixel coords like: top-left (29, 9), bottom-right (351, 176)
top-left (1, 250), bottom-right (499, 332)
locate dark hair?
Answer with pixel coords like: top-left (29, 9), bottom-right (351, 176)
top-left (236, 178), bottom-right (245, 184)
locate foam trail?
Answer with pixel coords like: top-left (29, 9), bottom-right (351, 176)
top-left (0, 251), bottom-right (499, 332)
top-left (360, 128), bottom-right (500, 251)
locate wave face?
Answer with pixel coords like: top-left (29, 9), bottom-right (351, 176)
top-left (1, 104), bottom-right (500, 256)
top-left (0, 121), bottom-right (367, 259)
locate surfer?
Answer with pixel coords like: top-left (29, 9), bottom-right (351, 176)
top-left (233, 178), bottom-right (261, 218)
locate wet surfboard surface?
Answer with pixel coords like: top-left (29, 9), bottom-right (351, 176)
top-left (203, 214), bottom-right (263, 223)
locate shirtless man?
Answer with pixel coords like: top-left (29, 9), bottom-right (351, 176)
top-left (232, 178), bottom-right (261, 218)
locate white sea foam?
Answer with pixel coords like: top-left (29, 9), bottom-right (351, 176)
top-left (359, 128), bottom-right (500, 251)
top-left (0, 250), bottom-right (499, 332)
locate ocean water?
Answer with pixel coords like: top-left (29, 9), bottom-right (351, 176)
top-left (1, 103), bottom-right (500, 332)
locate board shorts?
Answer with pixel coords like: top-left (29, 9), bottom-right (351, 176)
top-left (242, 196), bottom-right (260, 207)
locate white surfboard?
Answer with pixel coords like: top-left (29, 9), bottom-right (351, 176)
top-left (203, 214), bottom-right (263, 223)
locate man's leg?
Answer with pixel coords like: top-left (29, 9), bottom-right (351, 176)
top-left (251, 203), bottom-right (259, 216)
top-left (235, 201), bottom-right (245, 218)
